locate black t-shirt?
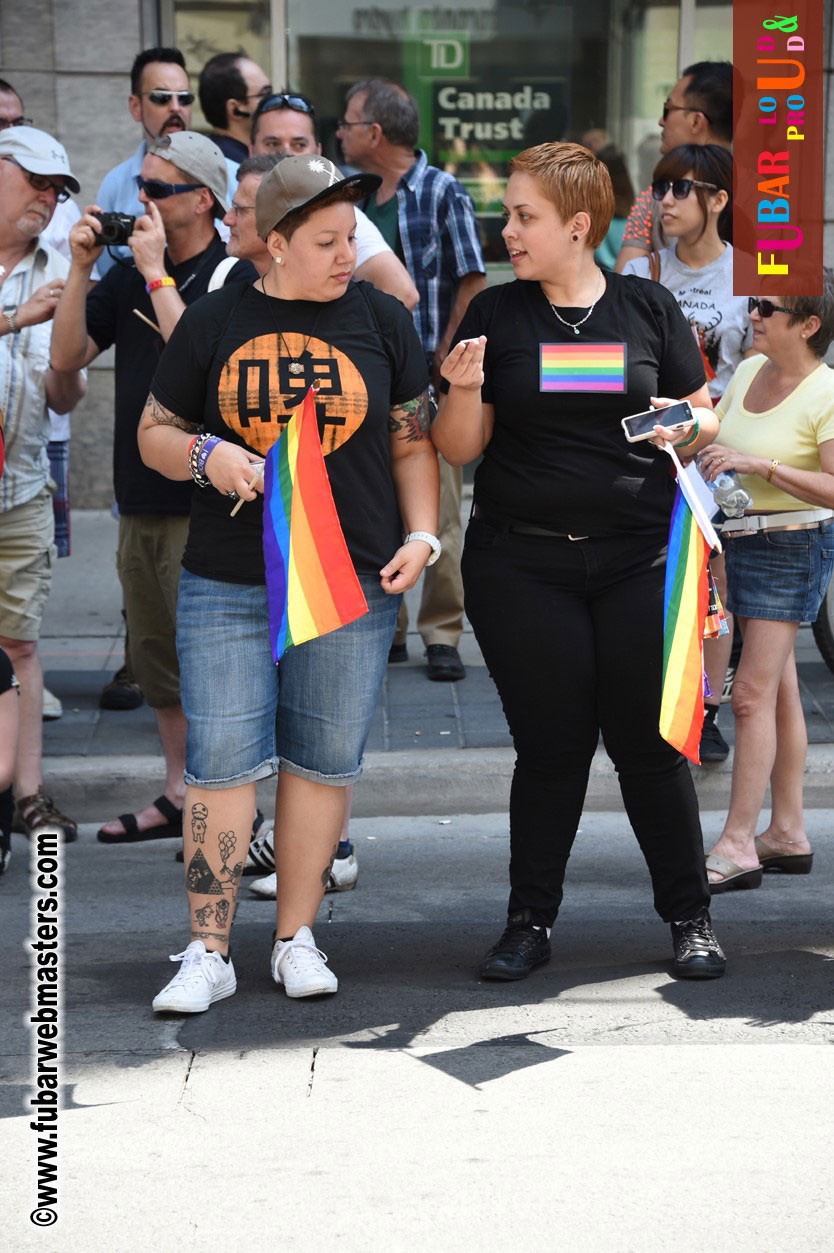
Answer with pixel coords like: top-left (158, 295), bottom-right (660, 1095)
top-left (447, 273), bottom-right (706, 535)
top-left (149, 280), bottom-right (428, 584)
top-left (85, 233), bottom-right (255, 515)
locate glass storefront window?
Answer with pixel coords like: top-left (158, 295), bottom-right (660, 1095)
top-left (171, 0), bottom-right (273, 129)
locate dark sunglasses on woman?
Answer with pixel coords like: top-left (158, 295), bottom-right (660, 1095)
top-left (747, 297), bottom-right (800, 318)
top-left (136, 174), bottom-right (203, 199)
top-left (651, 177), bottom-right (718, 201)
top-left (140, 90), bottom-right (194, 107)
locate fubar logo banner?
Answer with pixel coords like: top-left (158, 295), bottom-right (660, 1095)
top-left (733, 1), bottom-right (823, 295)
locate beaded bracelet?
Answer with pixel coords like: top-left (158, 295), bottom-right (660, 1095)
top-left (146, 276), bottom-right (176, 294)
top-left (676, 417), bottom-right (701, 449)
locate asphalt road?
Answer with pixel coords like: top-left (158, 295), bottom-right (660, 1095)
top-left (3, 810), bottom-right (834, 1250)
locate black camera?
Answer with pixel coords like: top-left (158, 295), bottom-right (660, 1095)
top-left (92, 211), bottom-right (135, 247)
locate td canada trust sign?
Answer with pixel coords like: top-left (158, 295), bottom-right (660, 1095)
top-left (435, 85), bottom-right (553, 143)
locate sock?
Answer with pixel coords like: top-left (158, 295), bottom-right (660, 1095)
top-left (703, 703), bottom-right (718, 722)
top-left (337, 839), bottom-right (352, 858)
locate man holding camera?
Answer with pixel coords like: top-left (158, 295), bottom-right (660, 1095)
top-left (0, 126), bottom-right (87, 842)
top-left (52, 131), bottom-right (255, 842)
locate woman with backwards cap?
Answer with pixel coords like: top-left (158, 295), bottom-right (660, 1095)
top-left (138, 155), bottom-right (438, 1011)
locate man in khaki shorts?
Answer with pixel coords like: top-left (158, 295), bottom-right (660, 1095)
top-left (0, 126), bottom-right (86, 840)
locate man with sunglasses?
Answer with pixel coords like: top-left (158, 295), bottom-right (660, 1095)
top-left (95, 47), bottom-right (238, 277)
top-left (51, 131), bottom-right (256, 845)
top-left (199, 52), bottom-right (271, 164)
top-left (250, 93), bottom-right (418, 310)
top-left (0, 127), bottom-right (86, 844)
top-left (615, 61), bottom-right (732, 273)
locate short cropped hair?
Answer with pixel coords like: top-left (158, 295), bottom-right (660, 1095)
top-left (346, 79), bottom-right (419, 149)
top-left (681, 61), bottom-right (733, 142)
top-left (199, 52), bottom-right (246, 129)
top-left (0, 79), bottom-right (21, 101)
top-left (788, 268), bottom-right (834, 359)
top-left (653, 144), bottom-right (733, 243)
top-left (250, 91), bottom-right (319, 145)
top-left (509, 142), bottom-right (614, 250)
top-left (130, 47), bottom-right (186, 96)
top-left (237, 153), bottom-right (283, 180)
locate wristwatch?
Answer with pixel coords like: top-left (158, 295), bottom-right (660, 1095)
top-left (403, 530), bottom-right (441, 565)
top-left (2, 306), bottom-right (18, 334)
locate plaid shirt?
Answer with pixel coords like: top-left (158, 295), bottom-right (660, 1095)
top-left (0, 241), bottom-right (75, 512)
top-left (392, 150), bottom-right (484, 360)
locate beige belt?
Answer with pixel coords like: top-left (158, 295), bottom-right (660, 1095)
top-left (722, 508), bottom-right (834, 538)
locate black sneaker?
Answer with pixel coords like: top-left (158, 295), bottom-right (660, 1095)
top-left (388, 643), bottom-right (408, 664)
top-left (699, 716), bottom-right (729, 763)
top-left (479, 910), bottom-right (551, 981)
top-left (99, 664), bottom-right (144, 711)
top-left (671, 907), bottom-right (726, 979)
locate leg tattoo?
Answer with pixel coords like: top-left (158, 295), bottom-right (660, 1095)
top-left (191, 803), bottom-right (208, 843)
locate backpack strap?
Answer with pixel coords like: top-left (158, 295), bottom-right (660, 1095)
top-left (208, 256), bottom-right (238, 292)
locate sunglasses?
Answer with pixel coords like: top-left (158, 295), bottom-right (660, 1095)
top-left (140, 90), bottom-right (194, 107)
top-left (651, 177), bottom-right (718, 200)
top-left (254, 93), bottom-right (315, 118)
top-left (747, 297), bottom-right (800, 318)
top-left (136, 174), bottom-right (204, 199)
top-left (662, 101), bottom-right (713, 124)
top-left (2, 156), bottom-right (70, 201)
top-left (0, 116), bottom-right (33, 130)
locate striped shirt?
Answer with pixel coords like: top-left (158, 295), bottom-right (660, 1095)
top-left (390, 150), bottom-right (484, 360)
top-left (0, 241), bottom-right (71, 512)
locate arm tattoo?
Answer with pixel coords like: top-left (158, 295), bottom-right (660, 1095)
top-left (145, 392), bottom-right (199, 433)
top-left (388, 389), bottom-right (431, 442)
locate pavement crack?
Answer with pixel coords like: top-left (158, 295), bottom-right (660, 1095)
top-left (177, 1050), bottom-right (196, 1108)
top-left (306, 1046), bottom-right (320, 1098)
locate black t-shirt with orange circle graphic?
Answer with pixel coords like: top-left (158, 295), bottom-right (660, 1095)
top-left (149, 280), bottom-right (428, 584)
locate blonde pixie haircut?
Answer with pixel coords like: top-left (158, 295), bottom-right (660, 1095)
top-left (509, 142), bottom-right (615, 250)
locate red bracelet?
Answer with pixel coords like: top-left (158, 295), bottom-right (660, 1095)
top-left (145, 276), bottom-right (176, 294)
top-left (187, 435), bottom-right (199, 467)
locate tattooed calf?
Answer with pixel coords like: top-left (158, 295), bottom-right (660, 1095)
top-left (191, 803), bottom-right (208, 843)
top-left (194, 902), bottom-right (215, 927)
top-left (215, 898), bottom-right (230, 928)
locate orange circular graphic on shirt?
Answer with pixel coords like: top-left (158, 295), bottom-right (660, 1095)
top-left (216, 333), bottom-right (368, 457)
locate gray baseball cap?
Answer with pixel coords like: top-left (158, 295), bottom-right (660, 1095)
top-left (0, 125), bottom-right (80, 193)
top-left (147, 131), bottom-right (229, 215)
top-left (255, 154), bottom-right (380, 240)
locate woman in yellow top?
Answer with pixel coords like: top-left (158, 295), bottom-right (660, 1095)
top-left (698, 273), bottom-right (834, 891)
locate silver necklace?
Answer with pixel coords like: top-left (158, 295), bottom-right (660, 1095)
top-left (260, 277), bottom-right (322, 374)
top-left (545, 269), bottom-right (604, 335)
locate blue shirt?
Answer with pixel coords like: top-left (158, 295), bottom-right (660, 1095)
top-left (378, 150), bottom-right (484, 361)
top-left (95, 141), bottom-right (239, 276)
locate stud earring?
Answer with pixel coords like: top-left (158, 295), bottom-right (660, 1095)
top-left (274, 255), bottom-right (283, 265)
top-left (572, 234), bottom-right (579, 241)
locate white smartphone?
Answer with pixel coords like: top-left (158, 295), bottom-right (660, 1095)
top-left (621, 400), bottom-right (695, 443)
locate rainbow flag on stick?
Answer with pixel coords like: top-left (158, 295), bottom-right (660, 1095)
top-left (262, 386), bottom-right (368, 662)
top-left (660, 487), bottom-right (712, 763)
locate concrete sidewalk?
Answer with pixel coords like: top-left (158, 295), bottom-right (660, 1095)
top-left (4, 809), bottom-right (834, 1249)
top-left (39, 510), bottom-right (834, 820)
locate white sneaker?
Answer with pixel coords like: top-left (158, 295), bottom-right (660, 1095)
top-left (270, 926), bottom-right (338, 998)
top-left (249, 846), bottom-right (358, 898)
top-left (42, 688), bottom-right (63, 721)
top-left (244, 820), bottom-right (275, 874)
top-left (152, 940), bottom-right (236, 1013)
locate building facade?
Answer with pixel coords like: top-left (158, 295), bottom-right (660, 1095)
top-left (1, 0), bottom-right (831, 504)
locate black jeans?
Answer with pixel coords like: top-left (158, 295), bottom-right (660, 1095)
top-left (462, 515), bottom-right (710, 927)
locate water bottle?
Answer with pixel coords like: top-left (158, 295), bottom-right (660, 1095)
top-left (695, 454), bottom-right (752, 518)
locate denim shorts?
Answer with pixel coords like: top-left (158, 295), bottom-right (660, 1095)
top-left (724, 522), bottom-right (834, 622)
top-left (177, 569), bottom-right (399, 788)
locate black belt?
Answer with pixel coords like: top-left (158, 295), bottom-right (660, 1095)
top-left (471, 503), bottom-right (589, 540)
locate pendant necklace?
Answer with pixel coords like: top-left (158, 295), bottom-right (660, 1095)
top-left (260, 276), bottom-right (322, 374)
top-left (545, 268), bottom-right (604, 335)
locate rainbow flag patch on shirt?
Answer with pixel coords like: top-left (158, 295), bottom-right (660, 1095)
top-left (540, 343), bottom-right (627, 393)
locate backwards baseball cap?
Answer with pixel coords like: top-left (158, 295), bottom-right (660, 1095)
top-left (147, 131), bottom-right (229, 215)
top-left (255, 154), bottom-right (380, 240)
top-left (0, 125), bottom-right (80, 193)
